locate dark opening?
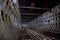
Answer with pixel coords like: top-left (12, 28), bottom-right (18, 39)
top-left (1, 10), bottom-right (4, 21)
top-left (48, 20), bottom-right (50, 23)
top-left (6, 0), bottom-right (9, 5)
top-left (53, 15), bottom-right (55, 20)
top-left (59, 22), bottom-right (60, 28)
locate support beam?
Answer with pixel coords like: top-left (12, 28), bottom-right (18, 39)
top-left (21, 13), bottom-right (40, 15)
top-left (20, 6), bottom-right (50, 10)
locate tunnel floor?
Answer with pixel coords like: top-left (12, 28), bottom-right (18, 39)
top-left (17, 30), bottom-right (31, 40)
top-left (16, 29), bottom-right (60, 40)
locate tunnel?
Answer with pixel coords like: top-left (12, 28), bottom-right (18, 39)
top-left (0, 0), bottom-right (60, 40)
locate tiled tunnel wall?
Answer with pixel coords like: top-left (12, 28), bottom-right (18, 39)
top-left (0, 0), bottom-right (21, 40)
top-left (27, 4), bottom-right (60, 33)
